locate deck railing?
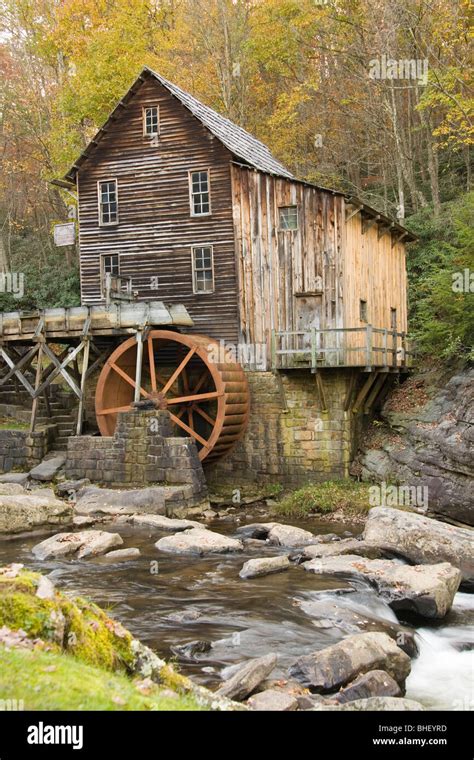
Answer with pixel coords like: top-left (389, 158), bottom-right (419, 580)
top-left (270, 326), bottom-right (414, 370)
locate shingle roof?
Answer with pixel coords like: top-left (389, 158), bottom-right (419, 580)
top-left (145, 67), bottom-right (294, 179)
top-left (63, 66), bottom-right (294, 183)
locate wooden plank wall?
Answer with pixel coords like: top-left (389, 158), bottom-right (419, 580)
top-left (343, 207), bottom-right (408, 365)
top-left (77, 77), bottom-right (239, 343)
top-left (231, 165), bottom-right (344, 367)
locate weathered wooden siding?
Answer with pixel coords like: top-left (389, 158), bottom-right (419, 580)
top-left (77, 76), bottom-right (239, 343)
top-left (342, 208), bottom-right (408, 364)
top-left (231, 165), bottom-right (344, 367)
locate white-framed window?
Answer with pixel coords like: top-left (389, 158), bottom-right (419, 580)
top-left (192, 245), bottom-right (214, 293)
top-left (101, 253), bottom-right (120, 278)
top-left (98, 179), bottom-right (118, 226)
top-left (279, 205), bottom-right (298, 230)
top-left (143, 106), bottom-right (159, 137)
top-left (189, 170), bottom-right (211, 216)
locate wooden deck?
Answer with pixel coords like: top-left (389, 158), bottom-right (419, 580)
top-left (271, 326), bottom-right (413, 371)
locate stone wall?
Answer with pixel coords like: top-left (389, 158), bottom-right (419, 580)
top-left (66, 409), bottom-right (208, 512)
top-left (206, 370), bottom-right (365, 487)
top-left (0, 425), bottom-right (58, 472)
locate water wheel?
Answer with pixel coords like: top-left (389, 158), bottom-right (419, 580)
top-left (95, 331), bottom-right (249, 462)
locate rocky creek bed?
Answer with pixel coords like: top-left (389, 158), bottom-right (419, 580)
top-left (0, 493), bottom-right (472, 711)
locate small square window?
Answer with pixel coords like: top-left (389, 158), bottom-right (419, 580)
top-left (143, 106), bottom-right (159, 136)
top-left (279, 206), bottom-right (298, 230)
top-left (102, 254), bottom-right (120, 276)
top-left (192, 246), bottom-right (214, 293)
top-left (360, 299), bottom-right (368, 322)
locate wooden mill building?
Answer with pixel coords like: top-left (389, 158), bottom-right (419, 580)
top-left (0, 67), bottom-right (414, 485)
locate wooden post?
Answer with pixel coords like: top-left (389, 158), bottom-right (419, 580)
top-left (76, 339), bottom-right (90, 436)
top-left (29, 343), bottom-right (43, 434)
top-left (134, 331), bottom-right (143, 403)
top-left (383, 328), bottom-right (388, 367)
top-left (311, 328), bottom-right (316, 372)
top-left (270, 329), bottom-right (277, 371)
top-left (392, 328), bottom-right (397, 367)
top-left (366, 324), bottom-right (373, 368)
top-left (401, 332), bottom-right (407, 368)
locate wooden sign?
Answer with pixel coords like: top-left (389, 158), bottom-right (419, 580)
top-left (54, 222), bottom-right (76, 247)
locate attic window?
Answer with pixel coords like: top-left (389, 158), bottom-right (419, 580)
top-left (189, 171), bottom-right (211, 216)
top-left (143, 106), bottom-right (159, 137)
top-left (279, 206), bottom-right (298, 230)
top-left (98, 180), bottom-right (118, 226)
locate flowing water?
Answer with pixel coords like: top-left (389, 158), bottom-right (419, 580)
top-left (0, 511), bottom-right (472, 710)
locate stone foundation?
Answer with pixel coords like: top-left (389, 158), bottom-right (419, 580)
top-left (0, 425), bottom-right (58, 472)
top-left (206, 370), bottom-right (365, 487)
top-left (66, 409), bottom-right (208, 513)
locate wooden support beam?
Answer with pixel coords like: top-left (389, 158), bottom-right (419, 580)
top-left (343, 370), bottom-right (358, 412)
top-left (39, 343), bottom-right (84, 398)
top-left (0, 347), bottom-right (36, 396)
top-left (29, 345), bottom-right (44, 434)
top-left (134, 331), bottom-right (144, 404)
top-left (76, 339), bottom-right (90, 435)
top-left (315, 372), bottom-right (328, 412)
top-left (352, 373), bottom-right (378, 414)
top-left (364, 372), bottom-right (386, 414)
top-left (345, 204), bottom-right (363, 223)
top-left (0, 343), bottom-right (40, 387)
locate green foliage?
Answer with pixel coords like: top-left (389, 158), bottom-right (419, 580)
top-left (0, 231), bottom-right (80, 312)
top-left (406, 192), bottom-right (474, 360)
top-left (276, 480), bottom-right (372, 518)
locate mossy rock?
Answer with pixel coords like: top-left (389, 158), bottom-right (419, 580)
top-left (0, 646), bottom-right (203, 711)
top-left (0, 567), bottom-right (135, 672)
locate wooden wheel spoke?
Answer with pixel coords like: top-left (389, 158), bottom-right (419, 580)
top-left (147, 337), bottom-right (157, 392)
top-left (169, 412), bottom-right (209, 448)
top-left (98, 404), bottom-right (132, 416)
top-left (187, 407), bottom-right (194, 430)
top-left (167, 390), bottom-right (220, 406)
top-left (193, 405), bottom-right (216, 426)
top-left (110, 361), bottom-right (149, 398)
top-left (191, 369), bottom-right (209, 395)
top-left (161, 347), bottom-right (197, 395)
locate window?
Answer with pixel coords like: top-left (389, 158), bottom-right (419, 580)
top-left (143, 106), bottom-right (159, 137)
top-left (98, 180), bottom-right (118, 226)
top-left (101, 254), bottom-right (120, 277)
top-left (189, 171), bottom-right (211, 216)
top-left (391, 307), bottom-right (397, 330)
top-left (192, 246), bottom-right (214, 293)
top-left (360, 299), bottom-right (368, 322)
top-left (279, 206), bottom-right (298, 230)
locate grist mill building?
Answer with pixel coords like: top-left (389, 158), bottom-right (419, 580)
top-left (0, 67), bottom-right (414, 486)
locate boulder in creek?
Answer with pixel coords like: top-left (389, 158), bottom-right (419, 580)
top-left (155, 527), bottom-right (243, 555)
top-left (247, 689), bottom-right (298, 711)
top-left (239, 555), bottom-right (290, 579)
top-left (0, 492), bottom-right (73, 534)
top-left (0, 483), bottom-right (26, 495)
top-left (32, 530), bottom-right (123, 560)
top-left (0, 472), bottom-right (29, 486)
top-left (216, 653), bottom-right (278, 701)
top-left (75, 486), bottom-right (168, 516)
top-left (130, 514), bottom-right (202, 531)
top-left (236, 522), bottom-right (316, 547)
top-left (333, 669), bottom-right (402, 703)
top-left (363, 506), bottom-right (474, 584)
top-left (171, 640), bottom-right (212, 661)
top-left (303, 555), bottom-right (461, 618)
top-left (101, 547), bottom-right (141, 562)
top-left (299, 538), bottom-right (386, 561)
top-left (288, 632), bottom-right (411, 693)
top-left (310, 696), bottom-right (424, 711)
top-left (29, 456), bottom-right (66, 482)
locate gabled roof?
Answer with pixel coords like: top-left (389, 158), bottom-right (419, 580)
top-left (63, 66), bottom-right (294, 183)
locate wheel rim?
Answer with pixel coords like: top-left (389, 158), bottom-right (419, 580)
top-left (95, 331), bottom-right (249, 462)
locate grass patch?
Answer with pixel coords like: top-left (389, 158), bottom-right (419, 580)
top-left (276, 479), bottom-right (372, 518)
top-left (0, 646), bottom-right (203, 711)
top-left (0, 417), bottom-right (29, 430)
